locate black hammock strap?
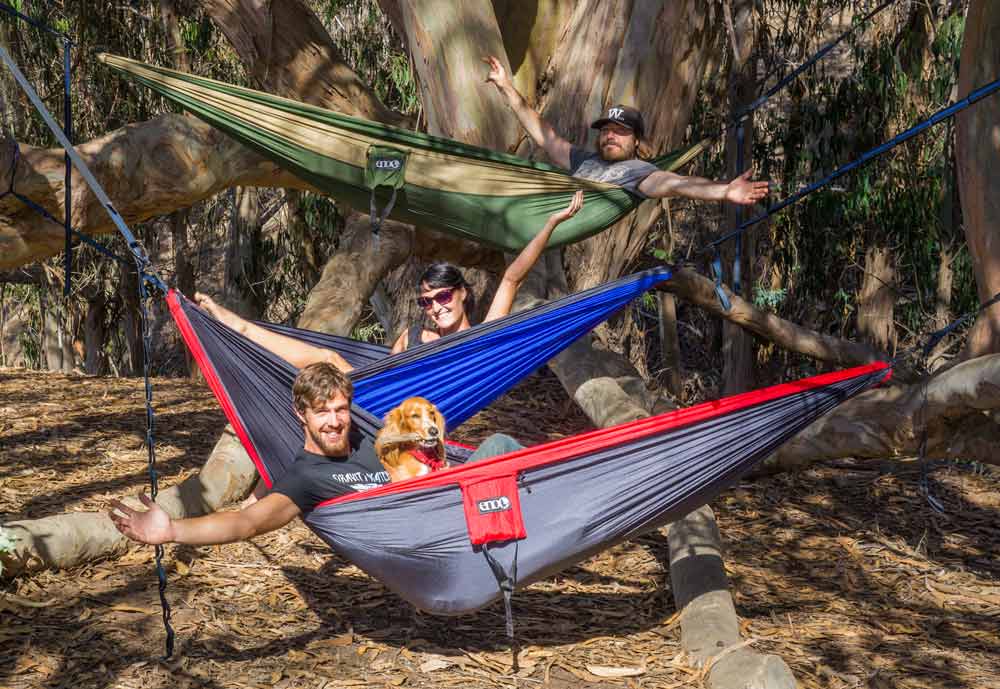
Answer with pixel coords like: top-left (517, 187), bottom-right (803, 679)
top-left (0, 38), bottom-right (174, 658)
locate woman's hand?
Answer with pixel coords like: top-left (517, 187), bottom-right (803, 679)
top-left (548, 190), bottom-right (584, 225)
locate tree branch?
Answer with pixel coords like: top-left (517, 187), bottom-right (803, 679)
top-left (0, 115), bottom-right (312, 270)
top-left (662, 265), bottom-right (883, 366)
top-left (766, 353), bottom-right (1000, 471)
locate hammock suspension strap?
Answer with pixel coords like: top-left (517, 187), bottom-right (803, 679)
top-left (483, 541), bottom-right (520, 668)
top-left (0, 35), bottom-right (173, 658)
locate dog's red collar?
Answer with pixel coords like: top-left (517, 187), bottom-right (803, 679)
top-left (408, 448), bottom-right (446, 471)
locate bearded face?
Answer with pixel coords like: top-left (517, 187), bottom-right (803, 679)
top-left (296, 391), bottom-right (352, 456)
top-left (598, 123), bottom-right (638, 162)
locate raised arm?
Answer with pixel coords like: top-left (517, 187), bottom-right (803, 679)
top-left (483, 191), bottom-right (584, 323)
top-left (194, 293), bottom-right (353, 372)
top-left (109, 492), bottom-right (301, 546)
top-left (483, 55), bottom-right (573, 169)
top-left (638, 168), bottom-right (769, 204)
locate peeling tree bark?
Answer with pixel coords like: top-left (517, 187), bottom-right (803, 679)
top-left (721, 0), bottom-right (756, 397)
top-left (202, 0), bottom-right (410, 125)
top-left (0, 115), bottom-right (313, 270)
top-left (542, 0), bottom-right (718, 291)
top-left (394, 0), bottom-right (519, 150)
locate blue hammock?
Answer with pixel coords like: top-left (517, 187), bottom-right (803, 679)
top-left (168, 267), bottom-right (673, 485)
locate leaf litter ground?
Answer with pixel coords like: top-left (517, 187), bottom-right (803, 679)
top-left (0, 367), bottom-right (998, 689)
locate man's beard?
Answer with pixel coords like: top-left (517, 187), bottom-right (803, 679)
top-left (600, 142), bottom-right (634, 162)
top-left (306, 424), bottom-right (351, 456)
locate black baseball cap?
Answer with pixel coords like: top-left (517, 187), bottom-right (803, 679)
top-left (590, 105), bottom-right (644, 138)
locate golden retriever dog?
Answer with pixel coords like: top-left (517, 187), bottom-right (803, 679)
top-left (375, 397), bottom-right (448, 482)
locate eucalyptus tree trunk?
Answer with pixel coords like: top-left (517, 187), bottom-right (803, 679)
top-left (957, 0), bottom-right (1000, 358)
top-left (222, 187), bottom-right (264, 319)
top-left (159, 0), bottom-right (196, 342)
top-left (83, 272), bottom-right (108, 375)
top-left (856, 246), bottom-right (897, 352)
top-left (39, 277), bottom-right (76, 373)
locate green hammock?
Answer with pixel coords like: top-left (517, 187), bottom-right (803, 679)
top-left (99, 53), bottom-right (707, 252)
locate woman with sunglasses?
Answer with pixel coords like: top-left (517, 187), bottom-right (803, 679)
top-left (391, 190), bottom-right (583, 353)
top-left (193, 191), bottom-right (584, 371)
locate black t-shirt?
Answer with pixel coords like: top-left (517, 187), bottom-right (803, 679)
top-left (270, 428), bottom-right (389, 513)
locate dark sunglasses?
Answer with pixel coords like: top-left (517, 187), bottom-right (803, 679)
top-left (416, 288), bottom-right (456, 310)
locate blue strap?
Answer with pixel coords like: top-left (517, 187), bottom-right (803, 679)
top-left (712, 74), bottom-right (1000, 250)
top-left (710, 248), bottom-right (732, 312)
top-left (0, 39), bottom-right (173, 659)
top-left (731, 123), bottom-right (746, 296)
top-left (63, 38), bottom-right (72, 296)
top-left (921, 290), bottom-right (1000, 357)
top-left (0, 2), bottom-right (74, 43)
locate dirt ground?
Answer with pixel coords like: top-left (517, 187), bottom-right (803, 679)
top-left (0, 367), bottom-right (998, 689)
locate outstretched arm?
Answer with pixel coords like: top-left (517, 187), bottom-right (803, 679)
top-left (483, 191), bottom-right (584, 323)
top-left (194, 293), bottom-right (353, 373)
top-left (109, 492), bottom-right (301, 546)
top-left (483, 55), bottom-right (573, 169)
top-left (638, 169), bottom-right (769, 205)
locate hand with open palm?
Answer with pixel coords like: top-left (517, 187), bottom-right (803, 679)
top-left (724, 170), bottom-right (770, 205)
top-left (109, 494), bottom-right (174, 545)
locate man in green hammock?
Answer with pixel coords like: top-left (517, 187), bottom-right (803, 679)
top-left (483, 56), bottom-right (768, 205)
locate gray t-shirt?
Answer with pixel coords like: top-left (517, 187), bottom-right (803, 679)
top-left (569, 146), bottom-right (658, 198)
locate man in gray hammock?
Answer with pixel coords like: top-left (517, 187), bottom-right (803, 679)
top-left (110, 363), bottom-right (518, 546)
top-left (483, 56), bottom-right (768, 205)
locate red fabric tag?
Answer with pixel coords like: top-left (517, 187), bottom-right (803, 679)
top-left (460, 474), bottom-right (526, 546)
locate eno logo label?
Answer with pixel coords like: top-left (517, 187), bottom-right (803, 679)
top-left (608, 107), bottom-right (624, 119)
top-left (476, 495), bottom-right (512, 515)
top-left (374, 159), bottom-right (402, 170)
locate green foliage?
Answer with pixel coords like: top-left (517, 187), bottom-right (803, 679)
top-left (697, 1), bottom-right (975, 347)
top-left (753, 283), bottom-right (787, 311)
top-left (651, 248), bottom-right (671, 262)
top-left (321, 0), bottom-right (421, 116)
top-left (258, 190), bottom-right (345, 322)
top-left (351, 318), bottom-right (386, 344)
